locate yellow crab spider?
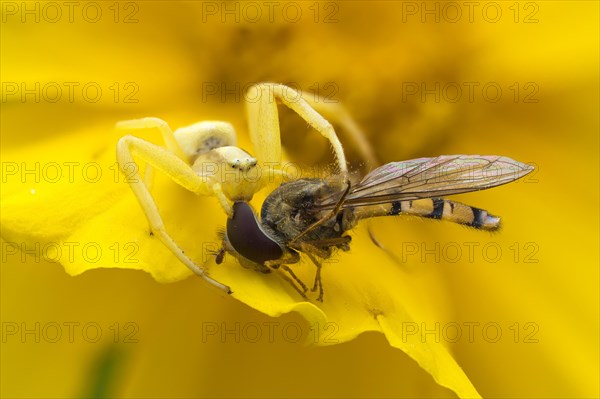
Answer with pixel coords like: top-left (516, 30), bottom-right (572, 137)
top-left (116, 83), bottom-right (369, 294)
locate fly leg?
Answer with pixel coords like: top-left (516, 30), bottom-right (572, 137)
top-left (280, 265), bottom-right (308, 299)
top-left (291, 236), bottom-right (352, 302)
top-left (265, 252), bottom-right (308, 299)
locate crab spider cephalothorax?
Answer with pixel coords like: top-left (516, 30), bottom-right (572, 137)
top-left (116, 83), bottom-right (371, 294)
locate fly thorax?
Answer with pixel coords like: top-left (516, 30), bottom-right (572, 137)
top-left (261, 178), bottom-right (344, 242)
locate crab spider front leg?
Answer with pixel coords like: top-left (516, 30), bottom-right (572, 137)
top-left (117, 117), bottom-right (188, 159)
top-left (116, 118), bottom-right (238, 188)
top-left (116, 135), bottom-right (234, 292)
top-left (116, 117), bottom-right (188, 191)
top-left (297, 91), bottom-right (378, 170)
top-left (245, 83), bottom-right (349, 184)
top-left (117, 118), bottom-right (261, 212)
top-left (116, 119), bottom-right (263, 293)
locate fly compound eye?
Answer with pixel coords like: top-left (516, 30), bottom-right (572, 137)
top-left (226, 202), bottom-right (284, 264)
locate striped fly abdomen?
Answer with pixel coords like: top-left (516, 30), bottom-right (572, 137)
top-left (352, 198), bottom-right (501, 231)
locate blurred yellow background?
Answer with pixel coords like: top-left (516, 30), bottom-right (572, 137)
top-left (1, 1), bottom-right (598, 398)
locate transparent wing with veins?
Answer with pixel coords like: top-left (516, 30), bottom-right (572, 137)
top-left (317, 155), bottom-right (534, 209)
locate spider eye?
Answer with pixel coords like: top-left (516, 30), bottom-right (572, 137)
top-left (226, 202), bottom-right (283, 264)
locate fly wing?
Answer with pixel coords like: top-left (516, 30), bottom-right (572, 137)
top-left (317, 155), bottom-right (534, 208)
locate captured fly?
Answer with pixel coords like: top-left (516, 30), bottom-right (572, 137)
top-left (218, 155), bottom-right (534, 301)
